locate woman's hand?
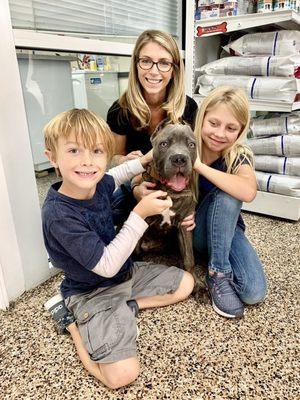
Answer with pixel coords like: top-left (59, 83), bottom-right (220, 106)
top-left (133, 181), bottom-right (157, 201)
top-left (181, 212), bottom-right (196, 231)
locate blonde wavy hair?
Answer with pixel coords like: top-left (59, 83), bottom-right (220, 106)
top-left (44, 108), bottom-right (115, 175)
top-left (194, 86), bottom-right (254, 174)
top-left (119, 29), bottom-right (186, 130)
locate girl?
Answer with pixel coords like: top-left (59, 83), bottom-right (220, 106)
top-left (193, 86), bottom-right (267, 319)
top-left (107, 29), bottom-right (197, 228)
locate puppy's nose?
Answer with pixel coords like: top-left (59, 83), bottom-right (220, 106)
top-left (170, 154), bottom-right (187, 166)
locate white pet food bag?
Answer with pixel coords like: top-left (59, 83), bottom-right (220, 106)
top-left (249, 114), bottom-right (300, 138)
top-left (256, 171), bottom-right (300, 197)
top-left (196, 75), bottom-right (299, 103)
top-left (223, 30), bottom-right (300, 56)
top-left (247, 135), bottom-right (300, 156)
top-left (255, 155), bottom-right (300, 176)
top-left (196, 55), bottom-right (300, 78)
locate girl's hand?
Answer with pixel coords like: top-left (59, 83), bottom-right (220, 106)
top-left (133, 181), bottom-right (157, 201)
top-left (133, 191), bottom-right (173, 219)
top-left (181, 212), bottom-right (196, 231)
top-left (193, 155), bottom-right (203, 173)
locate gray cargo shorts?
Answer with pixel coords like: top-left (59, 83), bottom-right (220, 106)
top-left (65, 261), bottom-right (184, 364)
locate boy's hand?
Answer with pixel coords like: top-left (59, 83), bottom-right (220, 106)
top-left (133, 190), bottom-right (173, 219)
top-left (140, 149), bottom-right (153, 167)
top-left (126, 150), bottom-right (143, 160)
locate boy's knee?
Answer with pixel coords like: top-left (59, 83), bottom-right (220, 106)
top-left (175, 271), bottom-right (194, 300)
top-left (101, 360), bottom-right (140, 389)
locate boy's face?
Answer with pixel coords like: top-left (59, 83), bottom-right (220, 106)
top-left (45, 132), bottom-right (108, 200)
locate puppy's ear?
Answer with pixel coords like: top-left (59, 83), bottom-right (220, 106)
top-left (150, 119), bottom-right (172, 144)
top-left (181, 124), bottom-right (195, 139)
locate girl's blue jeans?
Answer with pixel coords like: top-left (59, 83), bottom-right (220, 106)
top-left (193, 188), bottom-right (267, 305)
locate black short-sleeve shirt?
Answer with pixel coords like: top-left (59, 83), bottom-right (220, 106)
top-left (106, 95), bottom-right (198, 155)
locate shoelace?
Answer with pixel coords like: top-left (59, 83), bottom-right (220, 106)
top-left (213, 275), bottom-right (235, 296)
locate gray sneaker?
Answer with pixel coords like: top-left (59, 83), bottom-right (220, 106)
top-left (44, 294), bottom-right (75, 334)
top-left (206, 271), bottom-right (244, 318)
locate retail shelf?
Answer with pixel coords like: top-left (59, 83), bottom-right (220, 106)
top-left (194, 94), bottom-right (300, 112)
top-left (242, 191), bottom-right (300, 221)
top-left (195, 10), bottom-right (300, 37)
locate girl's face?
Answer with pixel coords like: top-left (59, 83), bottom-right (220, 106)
top-left (137, 41), bottom-right (174, 102)
top-left (201, 103), bottom-right (242, 157)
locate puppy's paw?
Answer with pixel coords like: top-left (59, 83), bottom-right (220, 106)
top-left (192, 277), bottom-right (209, 304)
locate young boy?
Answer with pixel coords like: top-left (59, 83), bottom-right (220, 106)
top-left (42, 109), bottom-right (194, 389)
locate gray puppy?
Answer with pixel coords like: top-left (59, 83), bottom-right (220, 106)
top-left (138, 123), bottom-right (197, 279)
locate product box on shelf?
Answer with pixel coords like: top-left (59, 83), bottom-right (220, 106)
top-left (196, 5), bottom-right (218, 19)
top-left (221, 2), bottom-right (239, 16)
top-left (257, 0), bottom-right (273, 12)
top-left (273, 0), bottom-right (297, 11)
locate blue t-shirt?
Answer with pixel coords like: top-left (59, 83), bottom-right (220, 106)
top-left (199, 157), bottom-right (246, 231)
top-left (42, 174), bottom-right (133, 298)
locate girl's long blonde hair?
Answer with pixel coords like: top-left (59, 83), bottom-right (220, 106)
top-left (119, 30), bottom-right (186, 130)
top-left (194, 86), bottom-right (254, 174)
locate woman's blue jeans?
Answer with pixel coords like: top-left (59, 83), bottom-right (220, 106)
top-left (193, 188), bottom-right (267, 305)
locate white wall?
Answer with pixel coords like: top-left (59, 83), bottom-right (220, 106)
top-left (0, 0), bottom-right (50, 305)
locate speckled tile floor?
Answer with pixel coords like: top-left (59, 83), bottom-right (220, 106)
top-left (1, 175), bottom-right (299, 399)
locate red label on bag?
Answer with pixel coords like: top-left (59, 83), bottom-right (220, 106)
top-left (197, 22), bottom-right (228, 37)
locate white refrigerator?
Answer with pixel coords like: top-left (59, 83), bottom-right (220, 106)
top-left (18, 54), bottom-right (75, 171)
top-left (72, 70), bottom-right (120, 119)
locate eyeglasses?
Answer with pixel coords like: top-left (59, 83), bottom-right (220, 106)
top-left (137, 58), bottom-right (175, 72)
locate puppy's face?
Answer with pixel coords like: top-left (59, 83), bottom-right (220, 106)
top-left (151, 124), bottom-right (197, 192)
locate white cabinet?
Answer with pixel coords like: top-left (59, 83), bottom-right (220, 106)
top-left (185, 2), bottom-right (300, 220)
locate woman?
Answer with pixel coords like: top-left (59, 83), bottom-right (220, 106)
top-left (107, 29), bottom-right (198, 224)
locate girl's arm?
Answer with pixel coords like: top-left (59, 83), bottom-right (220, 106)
top-left (194, 157), bottom-right (257, 202)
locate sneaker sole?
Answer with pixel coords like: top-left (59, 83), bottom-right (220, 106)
top-left (44, 293), bottom-right (63, 311)
top-left (211, 299), bottom-right (244, 319)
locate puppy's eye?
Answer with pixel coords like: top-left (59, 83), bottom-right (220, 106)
top-left (159, 141), bottom-right (168, 148)
top-left (188, 142), bottom-right (196, 148)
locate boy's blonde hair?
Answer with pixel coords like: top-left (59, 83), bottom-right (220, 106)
top-left (44, 108), bottom-right (115, 161)
top-left (194, 86), bottom-right (253, 174)
top-left (119, 29), bottom-right (186, 130)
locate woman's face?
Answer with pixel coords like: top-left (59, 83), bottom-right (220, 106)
top-left (137, 41), bottom-right (174, 102)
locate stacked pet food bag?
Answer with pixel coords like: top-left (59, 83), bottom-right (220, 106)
top-left (196, 30), bottom-right (300, 198)
top-left (247, 113), bottom-right (300, 197)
